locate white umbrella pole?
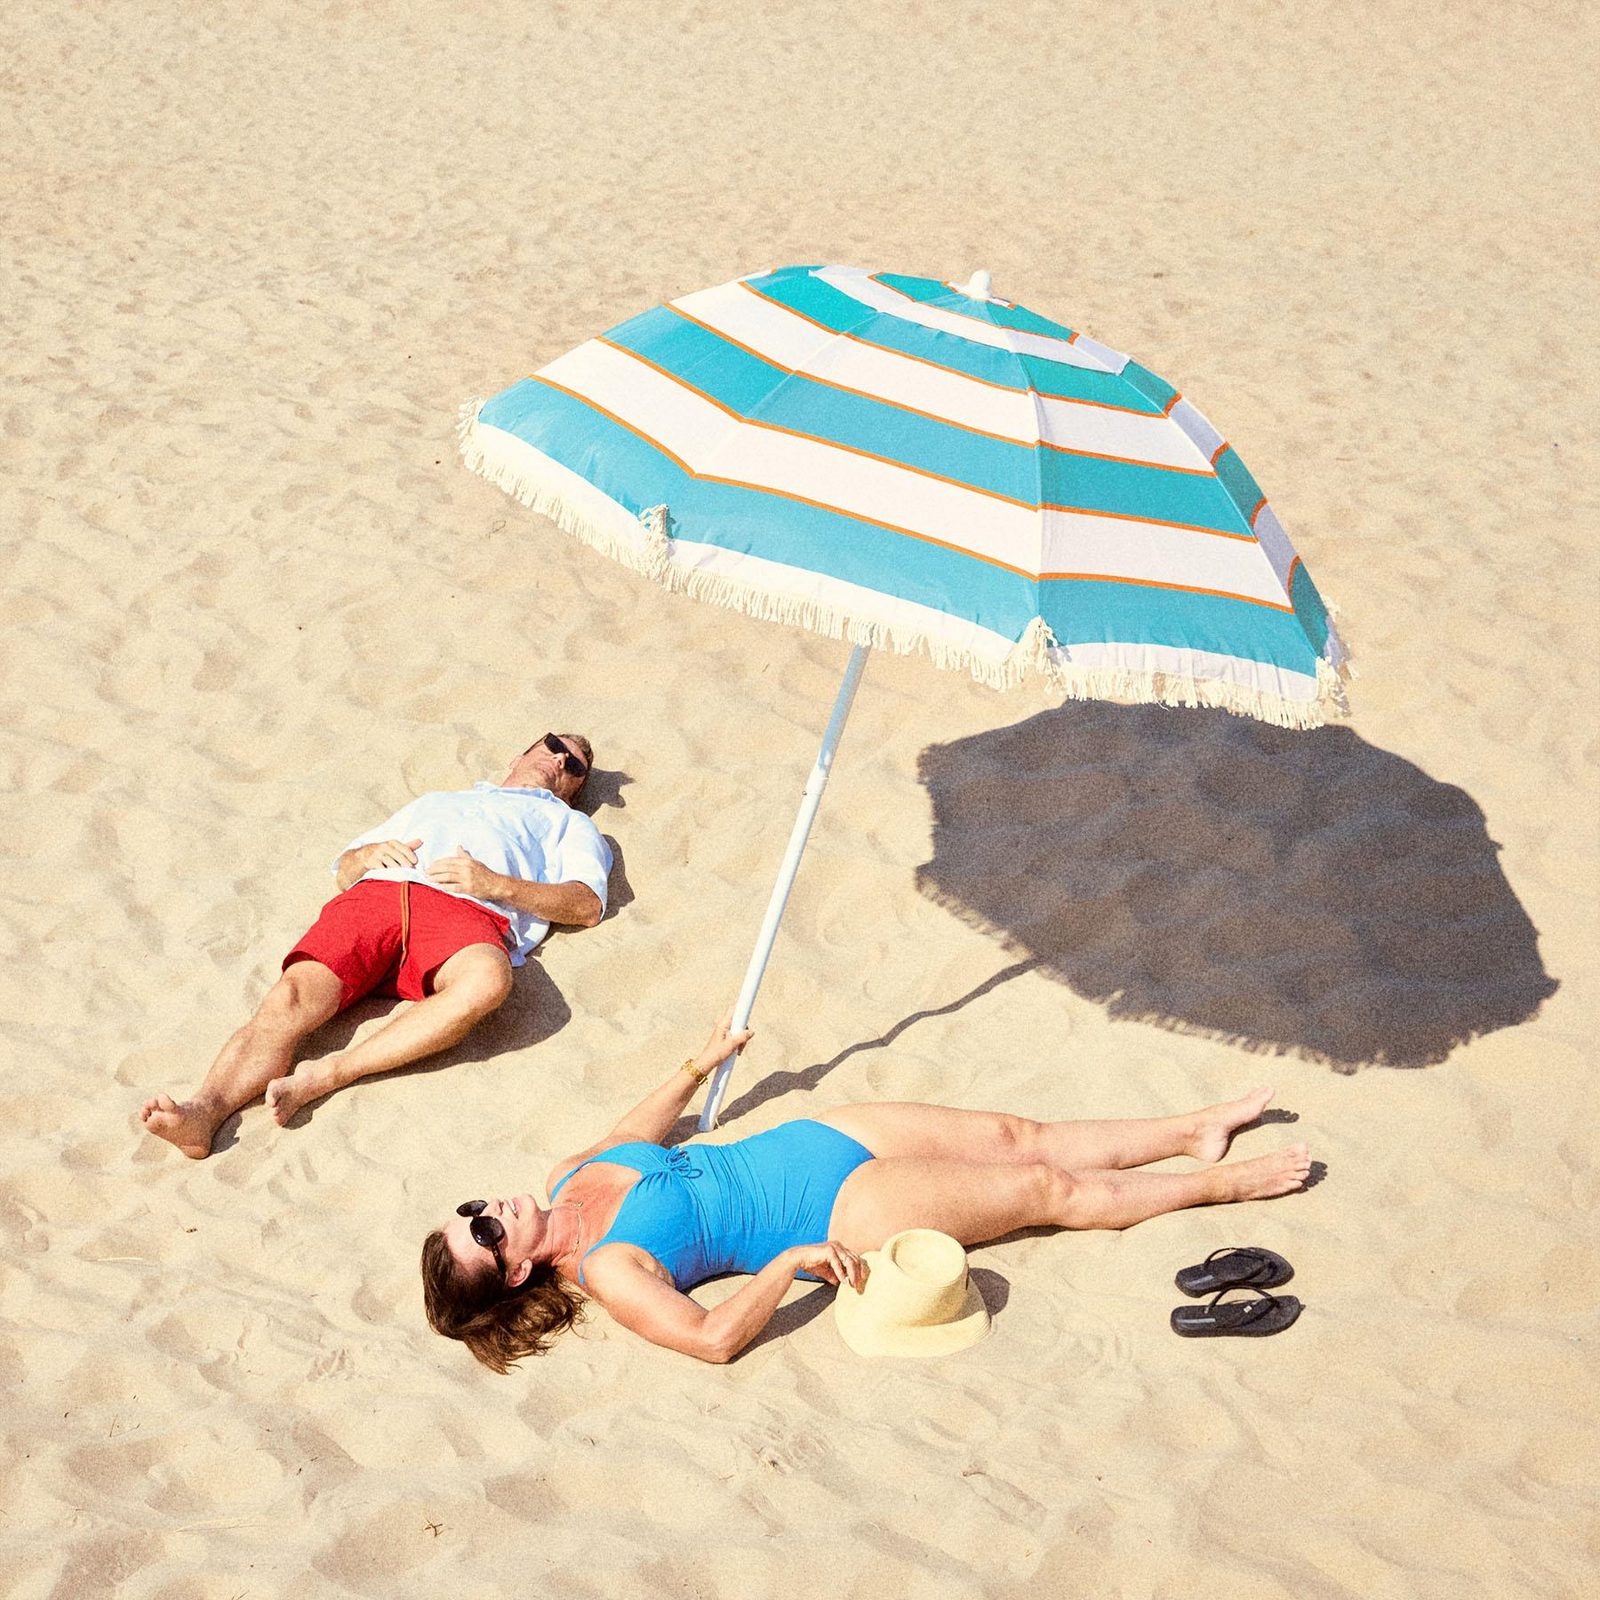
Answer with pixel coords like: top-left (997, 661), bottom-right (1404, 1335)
top-left (699, 643), bottom-right (871, 1130)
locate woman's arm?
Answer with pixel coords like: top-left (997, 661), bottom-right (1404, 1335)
top-left (605, 1014), bottom-right (752, 1146)
top-left (545, 1015), bottom-right (753, 1189)
top-left (587, 1242), bottom-right (867, 1364)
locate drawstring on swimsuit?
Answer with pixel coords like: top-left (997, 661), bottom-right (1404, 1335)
top-left (398, 880), bottom-right (411, 969)
top-left (663, 1146), bottom-right (702, 1180)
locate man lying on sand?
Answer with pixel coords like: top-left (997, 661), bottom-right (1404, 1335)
top-left (141, 732), bottom-right (611, 1159)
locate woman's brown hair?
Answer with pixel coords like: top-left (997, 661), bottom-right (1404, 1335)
top-left (420, 1230), bottom-right (585, 1373)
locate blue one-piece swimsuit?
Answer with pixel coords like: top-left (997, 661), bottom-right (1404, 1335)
top-left (550, 1119), bottom-right (874, 1289)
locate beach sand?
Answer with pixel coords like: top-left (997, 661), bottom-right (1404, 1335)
top-left (4, 3), bottom-right (1596, 1595)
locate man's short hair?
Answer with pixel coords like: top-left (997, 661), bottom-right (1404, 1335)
top-left (520, 732), bottom-right (595, 776)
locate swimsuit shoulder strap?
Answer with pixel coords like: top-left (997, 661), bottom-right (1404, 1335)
top-left (549, 1140), bottom-right (661, 1202)
top-left (548, 1160), bottom-right (590, 1202)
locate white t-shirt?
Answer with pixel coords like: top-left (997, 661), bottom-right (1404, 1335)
top-left (338, 782), bottom-right (612, 964)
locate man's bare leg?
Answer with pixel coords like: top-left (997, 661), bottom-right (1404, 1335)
top-left (264, 944), bottom-right (514, 1124)
top-left (141, 961), bottom-right (346, 1159)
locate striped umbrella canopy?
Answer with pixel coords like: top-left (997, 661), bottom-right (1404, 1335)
top-left (460, 264), bottom-right (1350, 1122)
top-left (460, 263), bottom-right (1348, 730)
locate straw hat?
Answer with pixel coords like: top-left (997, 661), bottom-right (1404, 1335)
top-left (833, 1229), bottom-right (992, 1357)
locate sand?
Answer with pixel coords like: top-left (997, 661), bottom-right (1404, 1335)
top-left (4, 2), bottom-right (1596, 1595)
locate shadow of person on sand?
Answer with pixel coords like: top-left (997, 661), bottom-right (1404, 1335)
top-left (908, 701), bottom-right (1557, 1072)
top-left (577, 763), bottom-right (631, 818)
top-left (274, 959), bottom-right (576, 1132)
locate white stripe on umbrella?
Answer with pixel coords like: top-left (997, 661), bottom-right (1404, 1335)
top-left (533, 344), bottom-right (1295, 609)
top-left (673, 286), bottom-right (1210, 467)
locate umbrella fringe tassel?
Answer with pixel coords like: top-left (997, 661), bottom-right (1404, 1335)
top-left (457, 399), bottom-right (674, 580)
top-left (1045, 652), bottom-right (1348, 731)
top-left (460, 401), bottom-right (1347, 730)
top-left (659, 566), bottom-right (1032, 690)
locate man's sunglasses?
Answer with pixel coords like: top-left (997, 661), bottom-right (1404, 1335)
top-left (456, 1199), bottom-right (507, 1277)
top-left (528, 732), bottom-right (588, 779)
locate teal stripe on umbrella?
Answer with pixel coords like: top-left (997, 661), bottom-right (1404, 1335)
top-left (603, 311), bottom-right (1247, 532)
top-left (462, 264), bottom-right (1348, 727)
top-left (747, 272), bottom-right (1153, 408)
top-left (477, 377), bottom-right (1321, 681)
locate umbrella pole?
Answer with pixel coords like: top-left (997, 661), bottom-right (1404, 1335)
top-left (699, 643), bottom-right (871, 1130)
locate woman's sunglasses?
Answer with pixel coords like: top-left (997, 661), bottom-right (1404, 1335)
top-left (457, 1199), bottom-right (507, 1277)
top-left (529, 732), bottom-right (588, 779)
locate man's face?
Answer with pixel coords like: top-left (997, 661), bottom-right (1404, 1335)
top-left (504, 732), bottom-right (588, 803)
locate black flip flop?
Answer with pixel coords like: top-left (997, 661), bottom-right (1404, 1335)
top-left (1174, 1246), bottom-right (1293, 1297)
top-left (1171, 1287), bottom-right (1301, 1337)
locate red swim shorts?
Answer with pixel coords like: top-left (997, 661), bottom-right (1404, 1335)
top-left (283, 880), bottom-right (512, 1009)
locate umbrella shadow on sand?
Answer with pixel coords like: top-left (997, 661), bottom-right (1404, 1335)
top-left (910, 701), bottom-right (1556, 1071)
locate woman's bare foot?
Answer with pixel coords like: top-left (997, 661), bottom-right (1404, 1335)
top-left (264, 1061), bottom-right (339, 1126)
top-left (1209, 1143), bottom-right (1312, 1202)
top-left (1187, 1086), bottom-right (1275, 1162)
top-left (140, 1094), bottom-right (224, 1161)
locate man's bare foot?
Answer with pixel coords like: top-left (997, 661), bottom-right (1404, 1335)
top-left (140, 1094), bottom-right (223, 1161)
top-left (264, 1062), bottom-right (339, 1126)
top-left (1210, 1143), bottom-right (1312, 1202)
top-left (1187, 1086), bottom-right (1275, 1163)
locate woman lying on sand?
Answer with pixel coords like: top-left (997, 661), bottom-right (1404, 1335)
top-left (422, 1016), bottom-right (1311, 1366)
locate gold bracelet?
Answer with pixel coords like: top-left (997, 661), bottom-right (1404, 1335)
top-left (681, 1058), bottom-right (710, 1085)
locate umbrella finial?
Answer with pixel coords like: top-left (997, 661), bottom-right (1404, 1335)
top-left (957, 269), bottom-right (995, 301)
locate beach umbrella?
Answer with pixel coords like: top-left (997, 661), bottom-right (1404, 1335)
top-left (460, 264), bottom-right (1348, 1125)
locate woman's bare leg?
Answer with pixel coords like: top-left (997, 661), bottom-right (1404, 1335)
top-left (819, 1087), bottom-right (1274, 1172)
top-left (827, 1143), bottom-right (1312, 1252)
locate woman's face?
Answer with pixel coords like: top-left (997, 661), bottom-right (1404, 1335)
top-left (443, 1193), bottom-right (545, 1287)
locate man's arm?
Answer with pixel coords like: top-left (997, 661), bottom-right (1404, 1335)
top-left (425, 848), bottom-right (602, 927)
top-left (334, 838), bottom-right (423, 893)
